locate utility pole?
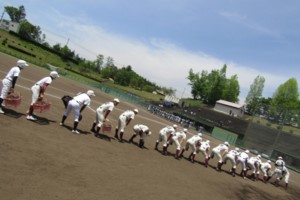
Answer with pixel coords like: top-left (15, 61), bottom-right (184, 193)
top-left (0, 10), bottom-right (5, 29)
top-left (66, 38), bottom-right (70, 46)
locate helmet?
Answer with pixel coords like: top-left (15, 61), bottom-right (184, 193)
top-left (245, 150), bottom-right (250, 154)
top-left (17, 60), bottom-right (29, 68)
top-left (133, 109), bottom-right (139, 113)
top-left (224, 141), bottom-right (229, 146)
top-left (87, 90), bottom-right (95, 96)
top-left (235, 147), bottom-right (240, 151)
top-left (183, 128), bottom-right (188, 133)
top-left (113, 98), bottom-right (120, 103)
top-left (50, 71), bottom-right (59, 79)
top-left (197, 132), bottom-right (202, 137)
top-left (173, 124), bottom-right (177, 129)
top-left (278, 156), bottom-right (283, 160)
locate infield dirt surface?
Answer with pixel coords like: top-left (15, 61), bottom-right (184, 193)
top-left (0, 53), bottom-right (299, 200)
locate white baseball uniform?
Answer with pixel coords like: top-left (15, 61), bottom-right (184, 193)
top-left (211, 143), bottom-right (229, 163)
top-left (184, 134), bottom-right (202, 154)
top-left (236, 151), bottom-right (249, 171)
top-left (133, 124), bottom-right (150, 139)
top-left (1, 66), bottom-right (21, 99)
top-left (117, 110), bottom-right (135, 132)
top-left (247, 156), bottom-right (262, 174)
top-left (197, 141), bottom-right (210, 159)
top-left (30, 76), bottom-right (52, 105)
top-left (281, 166), bottom-right (290, 184)
top-left (170, 131), bottom-right (187, 150)
top-left (95, 101), bottom-right (115, 127)
top-left (157, 126), bottom-right (176, 147)
top-left (223, 149), bottom-right (240, 169)
top-left (269, 159), bottom-right (286, 181)
top-left (64, 93), bottom-right (91, 122)
top-left (259, 161), bottom-right (272, 177)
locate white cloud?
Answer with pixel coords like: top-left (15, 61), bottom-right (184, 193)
top-left (219, 11), bottom-right (280, 37)
top-left (39, 8), bottom-right (286, 103)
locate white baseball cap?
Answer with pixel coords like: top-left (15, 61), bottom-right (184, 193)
top-left (50, 71), bottom-right (59, 79)
top-left (197, 132), bottom-right (202, 137)
top-left (224, 141), bottom-right (229, 146)
top-left (173, 124), bottom-right (177, 129)
top-left (113, 98), bottom-right (120, 103)
top-left (133, 109), bottom-right (139, 113)
top-left (245, 150), bottom-right (250, 154)
top-left (235, 147), bottom-right (240, 151)
top-left (17, 60), bottom-right (29, 68)
top-left (87, 90), bottom-right (95, 96)
top-left (183, 128), bottom-right (188, 133)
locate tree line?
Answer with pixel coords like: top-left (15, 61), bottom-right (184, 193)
top-left (187, 65), bottom-right (300, 126)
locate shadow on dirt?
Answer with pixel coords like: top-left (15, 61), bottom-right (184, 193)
top-left (29, 115), bottom-right (57, 125)
top-left (127, 140), bottom-right (149, 150)
top-left (3, 108), bottom-right (25, 119)
top-left (94, 132), bottom-right (114, 142)
top-left (59, 124), bottom-right (91, 135)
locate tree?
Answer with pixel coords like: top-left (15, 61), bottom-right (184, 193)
top-left (187, 65), bottom-right (239, 105)
top-left (4, 5), bottom-right (26, 22)
top-left (105, 56), bottom-right (114, 67)
top-left (18, 20), bottom-right (43, 42)
top-left (95, 54), bottom-right (104, 72)
top-left (222, 75), bottom-right (240, 103)
top-left (245, 75), bottom-right (265, 105)
top-left (271, 78), bottom-right (299, 123)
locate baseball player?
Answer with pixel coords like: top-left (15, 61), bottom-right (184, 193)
top-left (179, 132), bottom-right (202, 163)
top-left (60, 90), bottom-right (95, 134)
top-left (236, 149), bottom-right (250, 179)
top-left (26, 71), bottom-right (59, 120)
top-left (220, 147), bottom-right (240, 176)
top-left (168, 128), bottom-right (188, 159)
top-left (267, 156), bottom-right (286, 186)
top-left (258, 160), bottom-right (272, 183)
top-left (129, 124), bottom-right (152, 148)
top-left (281, 166), bottom-right (290, 189)
top-left (247, 154), bottom-right (262, 180)
top-left (114, 108), bottom-right (138, 142)
top-left (90, 98), bottom-right (120, 136)
top-left (208, 141), bottom-right (230, 171)
top-left (196, 139), bottom-right (211, 167)
top-left (0, 60), bottom-right (28, 114)
top-left (154, 124), bottom-right (177, 155)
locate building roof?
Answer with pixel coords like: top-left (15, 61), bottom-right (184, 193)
top-left (215, 100), bottom-right (243, 109)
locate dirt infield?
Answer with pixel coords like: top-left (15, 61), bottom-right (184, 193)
top-left (0, 53), bottom-right (299, 200)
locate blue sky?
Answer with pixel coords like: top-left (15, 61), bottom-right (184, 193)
top-left (1, 0), bottom-right (300, 104)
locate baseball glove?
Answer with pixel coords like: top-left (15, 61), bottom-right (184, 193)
top-left (61, 95), bottom-right (73, 108)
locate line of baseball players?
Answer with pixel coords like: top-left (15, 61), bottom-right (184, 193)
top-left (0, 59), bottom-right (59, 121)
top-left (0, 59), bottom-right (290, 190)
top-left (153, 124), bottom-right (290, 189)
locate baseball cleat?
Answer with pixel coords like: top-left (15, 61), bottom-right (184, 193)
top-left (0, 108), bottom-right (4, 114)
top-left (26, 115), bottom-right (37, 121)
top-left (72, 129), bottom-right (80, 134)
